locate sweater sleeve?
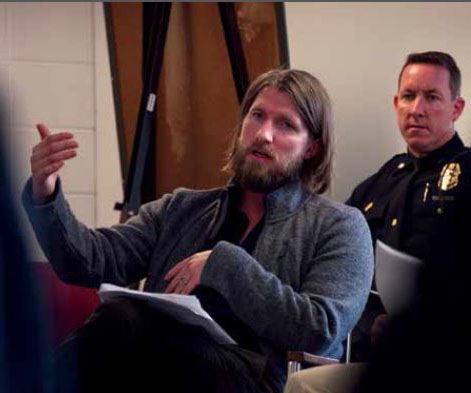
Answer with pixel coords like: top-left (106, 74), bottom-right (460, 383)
top-left (22, 177), bottom-right (169, 288)
top-left (199, 207), bottom-right (374, 358)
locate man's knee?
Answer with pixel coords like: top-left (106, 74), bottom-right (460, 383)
top-left (79, 297), bottom-right (149, 336)
top-left (285, 366), bottom-right (327, 393)
top-left (285, 363), bottom-right (367, 393)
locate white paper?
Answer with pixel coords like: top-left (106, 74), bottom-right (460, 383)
top-left (375, 240), bottom-right (423, 315)
top-left (99, 283), bottom-right (236, 345)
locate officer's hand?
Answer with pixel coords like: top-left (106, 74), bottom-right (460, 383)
top-left (164, 250), bottom-right (212, 295)
top-left (370, 313), bottom-right (390, 344)
top-left (31, 123), bottom-right (78, 202)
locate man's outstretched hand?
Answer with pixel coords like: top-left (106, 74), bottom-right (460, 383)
top-left (31, 123), bottom-right (78, 202)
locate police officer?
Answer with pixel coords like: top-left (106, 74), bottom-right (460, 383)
top-left (347, 51), bottom-right (469, 362)
top-left (284, 51), bottom-right (470, 393)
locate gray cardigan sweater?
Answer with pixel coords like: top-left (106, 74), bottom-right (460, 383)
top-left (23, 179), bottom-right (373, 365)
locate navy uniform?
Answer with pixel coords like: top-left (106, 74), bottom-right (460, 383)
top-left (346, 133), bottom-right (471, 361)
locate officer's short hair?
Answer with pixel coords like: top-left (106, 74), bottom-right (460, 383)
top-left (225, 69), bottom-right (334, 194)
top-left (398, 51), bottom-right (461, 98)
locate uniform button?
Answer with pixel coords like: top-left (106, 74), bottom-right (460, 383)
top-left (391, 218), bottom-right (398, 227)
top-left (437, 207), bottom-right (443, 214)
top-left (397, 162), bottom-right (405, 169)
top-left (364, 202), bottom-right (374, 212)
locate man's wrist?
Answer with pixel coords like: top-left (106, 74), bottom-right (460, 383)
top-left (32, 193), bottom-right (55, 205)
top-left (31, 180), bottom-right (60, 206)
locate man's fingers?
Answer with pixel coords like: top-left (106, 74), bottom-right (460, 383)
top-left (164, 250), bottom-right (211, 294)
top-left (32, 138), bottom-right (78, 162)
top-left (179, 278), bottom-right (196, 295)
top-left (31, 150), bottom-right (77, 173)
top-left (34, 161), bottom-right (64, 183)
top-left (166, 276), bottom-right (195, 295)
top-left (164, 264), bottom-right (191, 294)
top-left (36, 123), bottom-right (51, 140)
top-left (165, 260), bottom-right (187, 281)
top-left (164, 276), bottom-right (182, 294)
top-left (36, 124), bottom-right (74, 141)
top-left (174, 284), bottom-right (187, 295)
top-left (32, 132), bottom-right (76, 153)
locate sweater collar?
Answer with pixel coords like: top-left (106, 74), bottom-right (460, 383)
top-left (226, 179), bottom-right (311, 221)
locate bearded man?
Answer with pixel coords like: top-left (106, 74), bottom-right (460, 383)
top-left (23, 69), bottom-right (373, 393)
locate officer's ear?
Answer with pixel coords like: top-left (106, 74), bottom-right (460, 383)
top-left (393, 94), bottom-right (399, 111)
top-left (452, 97), bottom-right (465, 122)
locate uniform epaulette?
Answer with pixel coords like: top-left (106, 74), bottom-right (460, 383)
top-left (450, 147), bottom-right (471, 161)
top-left (376, 153), bottom-right (409, 173)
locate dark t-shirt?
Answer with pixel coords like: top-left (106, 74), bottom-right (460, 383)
top-left (192, 186), bottom-right (265, 352)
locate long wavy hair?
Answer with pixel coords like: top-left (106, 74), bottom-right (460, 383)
top-left (225, 69), bottom-right (334, 194)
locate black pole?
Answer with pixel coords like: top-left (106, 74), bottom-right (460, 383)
top-left (103, 3), bottom-right (127, 185)
top-left (218, 3), bottom-right (250, 103)
top-left (275, 3), bottom-right (290, 68)
top-left (115, 3), bottom-right (172, 217)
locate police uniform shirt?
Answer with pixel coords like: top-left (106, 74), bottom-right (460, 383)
top-left (347, 133), bottom-right (471, 265)
top-left (346, 133), bottom-right (471, 362)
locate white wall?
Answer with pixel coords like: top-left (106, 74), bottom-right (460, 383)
top-left (6, 2), bottom-right (471, 259)
top-left (1, 2), bottom-right (122, 260)
top-left (286, 2), bottom-right (471, 201)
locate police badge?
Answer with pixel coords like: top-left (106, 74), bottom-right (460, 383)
top-left (438, 163), bottom-right (461, 191)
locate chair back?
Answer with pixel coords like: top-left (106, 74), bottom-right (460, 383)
top-left (31, 262), bottom-right (100, 345)
top-left (287, 332), bottom-right (351, 375)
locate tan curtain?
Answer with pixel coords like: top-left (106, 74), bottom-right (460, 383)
top-left (108, 2), bottom-right (282, 198)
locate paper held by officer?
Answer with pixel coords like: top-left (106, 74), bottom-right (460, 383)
top-left (374, 240), bottom-right (423, 315)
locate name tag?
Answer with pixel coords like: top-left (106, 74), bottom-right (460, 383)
top-left (431, 195), bottom-right (455, 202)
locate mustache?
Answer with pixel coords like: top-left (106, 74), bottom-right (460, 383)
top-left (246, 142), bottom-right (276, 159)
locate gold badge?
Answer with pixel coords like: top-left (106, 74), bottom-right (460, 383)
top-left (438, 163), bottom-right (461, 191)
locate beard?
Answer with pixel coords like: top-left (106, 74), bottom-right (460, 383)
top-left (229, 140), bottom-right (304, 193)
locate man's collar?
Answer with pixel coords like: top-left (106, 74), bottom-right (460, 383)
top-left (410, 132), bottom-right (465, 168)
top-left (264, 181), bottom-right (309, 220)
top-left (227, 179), bottom-right (310, 221)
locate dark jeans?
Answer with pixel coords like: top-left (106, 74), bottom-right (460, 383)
top-left (54, 297), bottom-right (281, 393)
